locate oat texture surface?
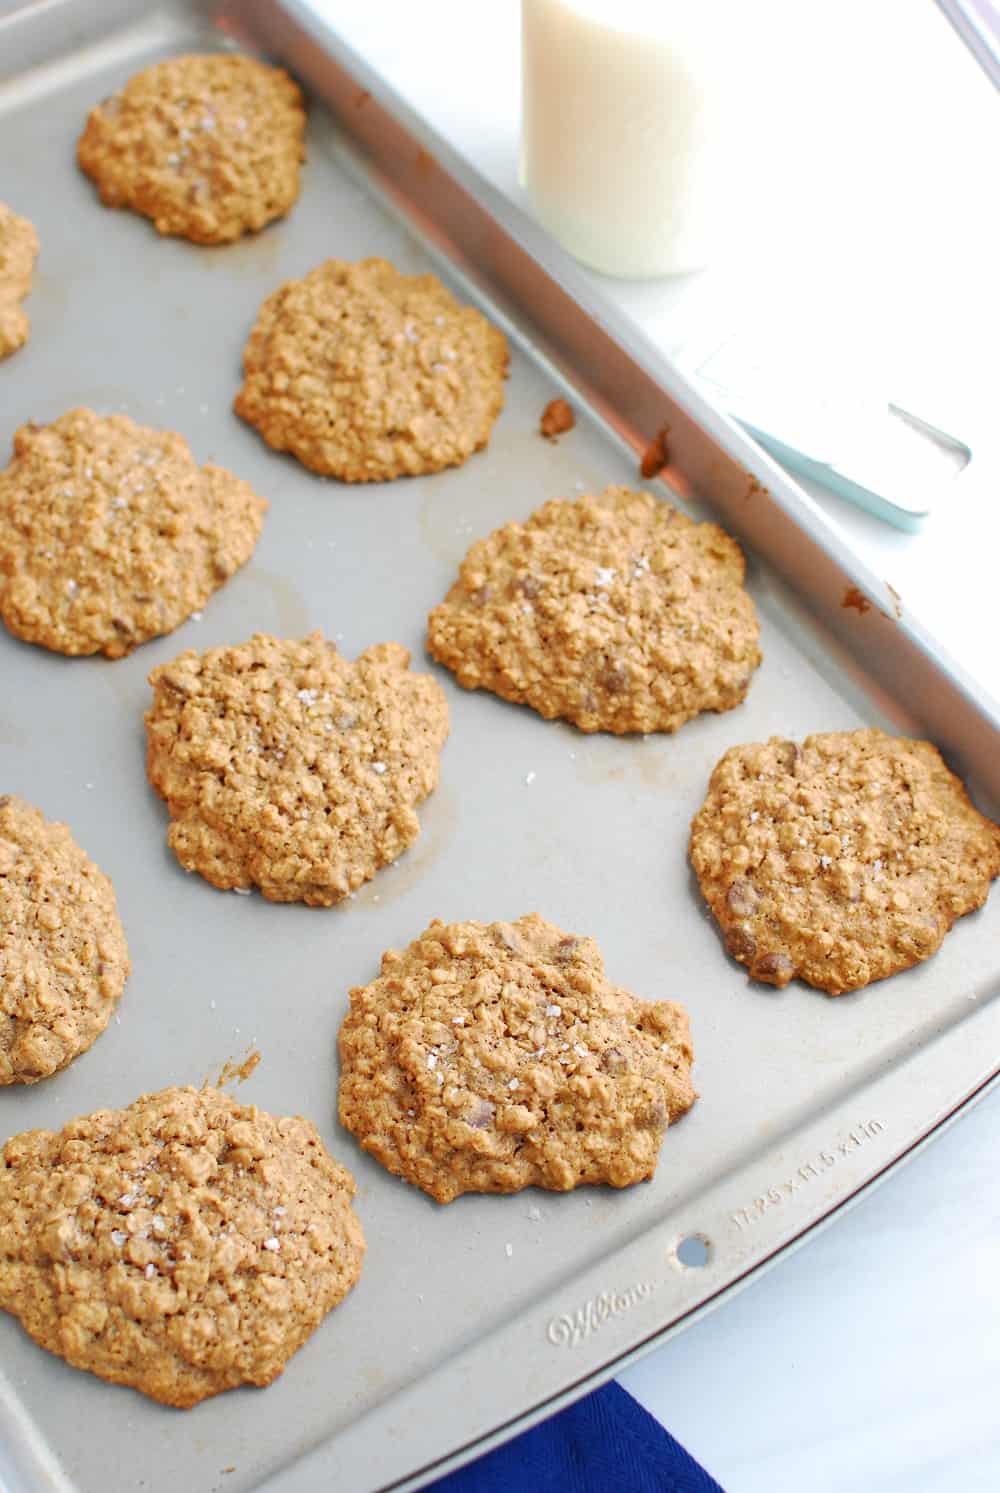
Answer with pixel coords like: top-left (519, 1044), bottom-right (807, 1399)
top-left (427, 485), bottom-right (761, 734)
top-left (234, 256), bottom-right (509, 480)
top-left (0, 796), bottom-right (129, 1086)
top-left (338, 913), bottom-right (695, 1202)
top-left (0, 409), bottom-right (267, 658)
top-left (0, 204), bottom-right (38, 360)
top-left (0, 1086), bottom-right (364, 1406)
top-left (689, 728), bottom-right (1000, 994)
top-left (145, 632), bottom-right (449, 904)
top-left (77, 53), bottom-right (305, 244)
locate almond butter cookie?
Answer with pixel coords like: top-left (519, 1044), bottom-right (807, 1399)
top-left (0, 795), bottom-right (129, 1085)
top-left (234, 257), bottom-right (509, 480)
top-left (0, 409), bottom-right (267, 658)
top-left (0, 204), bottom-right (38, 360)
top-left (427, 485), bottom-right (761, 734)
top-left (338, 913), bottom-right (695, 1203)
top-left (0, 1086), bottom-right (364, 1406)
top-left (145, 632), bottom-right (449, 904)
top-left (77, 53), bottom-right (306, 245)
top-left (689, 728), bottom-right (1000, 995)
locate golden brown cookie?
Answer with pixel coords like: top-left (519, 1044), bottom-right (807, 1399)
top-left (689, 728), bottom-right (1000, 995)
top-left (234, 256), bottom-right (509, 480)
top-left (0, 409), bottom-right (267, 658)
top-left (0, 1086), bottom-right (364, 1406)
top-left (0, 204), bottom-right (38, 360)
top-left (77, 53), bottom-right (306, 245)
top-left (0, 795), bottom-right (129, 1085)
top-left (338, 913), bottom-right (695, 1203)
top-left (145, 632), bottom-right (449, 904)
top-left (427, 485), bottom-right (760, 734)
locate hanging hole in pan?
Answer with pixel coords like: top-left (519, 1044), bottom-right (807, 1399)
top-left (674, 1232), bottom-right (712, 1269)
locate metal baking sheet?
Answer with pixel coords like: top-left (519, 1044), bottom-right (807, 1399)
top-left (2, 4), bottom-right (999, 1491)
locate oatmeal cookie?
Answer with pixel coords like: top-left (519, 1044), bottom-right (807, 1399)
top-left (0, 409), bottom-right (267, 658)
top-left (0, 1086), bottom-right (364, 1406)
top-left (145, 632), bottom-right (449, 904)
top-left (427, 485), bottom-right (760, 734)
top-left (338, 913), bottom-right (695, 1203)
top-left (0, 204), bottom-right (38, 360)
top-left (234, 256), bottom-right (509, 480)
top-left (689, 728), bottom-right (1000, 995)
top-left (0, 795), bottom-right (129, 1085)
top-left (77, 53), bottom-right (306, 245)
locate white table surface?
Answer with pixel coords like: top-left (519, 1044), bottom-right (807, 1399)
top-left (312, 5), bottom-right (1000, 1489)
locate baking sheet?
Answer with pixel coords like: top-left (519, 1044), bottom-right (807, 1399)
top-left (1, 5), bottom-right (999, 1492)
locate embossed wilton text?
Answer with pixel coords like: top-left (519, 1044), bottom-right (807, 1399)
top-left (546, 1282), bottom-right (656, 1347)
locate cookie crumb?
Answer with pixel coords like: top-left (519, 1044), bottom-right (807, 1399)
top-left (540, 397), bottom-right (575, 439)
top-left (215, 1049), bottom-right (261, 1087)
top-left (639, 427), bottom-right (669, 479)
top-left (842, 585), bottom-right (871, 615)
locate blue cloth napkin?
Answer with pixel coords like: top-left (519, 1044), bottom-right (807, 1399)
top-left (426, 1380), bottom-right (725, 1492)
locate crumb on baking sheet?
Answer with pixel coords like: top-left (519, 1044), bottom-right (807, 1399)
top-left (639, 427), bottom-right (669, 479)
top-left (841, 585), bottom-right (871, 615)
top-left (540, 397), bottom-right (575, 439)
top-left (214, 1048), bottom-right (261, 1087)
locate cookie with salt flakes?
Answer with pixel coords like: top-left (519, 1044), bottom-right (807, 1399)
top-left (0, 1086), bottom-right (364, 1406)
top-left (338, 913), bottom-right (695, 1203)
top-left (0, 795), bottom-right (129, 1085)
top-left (145, 632), bottom-right (449, 905)
top-left (689, 728), bottom-right (1000, 994)
top-left (77, 53), bottom-right (305, 244)
top-left (0, 203), bottom-right (38, 359)
top-left (427, 485), bottom-right (760, 734)
top-left (0, 409), bottom-right (266, 658)
top-left (234, 256), bottom-right (508, 480)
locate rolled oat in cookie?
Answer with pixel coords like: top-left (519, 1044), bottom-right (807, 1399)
top-left (0, 409), bottom-right (267, 658)
top-left (0, 204), bottom-right (38, 360)
top-left (689, 728), bottom-right (1000, 995)
top-left (234, 256), bottom-right (509, 480)
top-left (338, 913), bottom-right (695, 1203)
top-left (77, 53), bottom-right (306, 245)
top-left (427, 484), bottom-right (760, 734)
top-left (0, 795), bottom-right (129, 1085)
top-left (145, 632), bottom-right (449, 905)
top-left (0, 1086), bottom-right (364, 1406)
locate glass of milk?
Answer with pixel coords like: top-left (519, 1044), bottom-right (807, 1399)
top-left (521, 0), bottom-right (752, 278)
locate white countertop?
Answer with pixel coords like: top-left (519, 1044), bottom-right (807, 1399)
top-left (313, 5), bottom-right (1000, 1489)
